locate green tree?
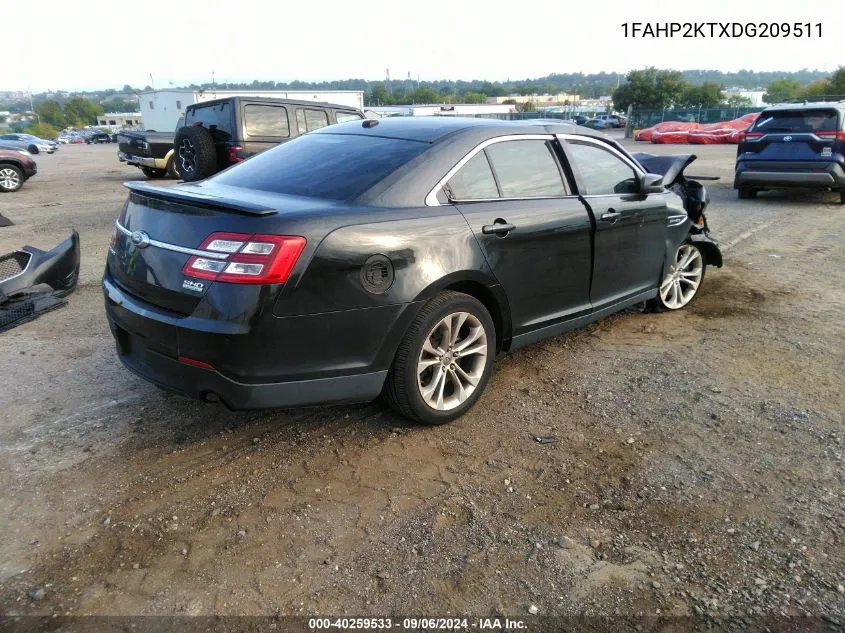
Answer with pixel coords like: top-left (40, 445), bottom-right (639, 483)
top-left (35, 100), bottom-right (66, 128)
top-left (26, 122), bottom-right (60, 139)
top-left (101, 98), bottom-right (139, 113)
top-left (63, 97), bottom-right (104, 127)
top-left (762, 78), bottom-right (803, 104)
top-left (367, 83), bottom-right (391, 106)
top-left (521, 101), bottom-right (537, 112)
top-left (612, 68), bottom-right (687, 110)
top-left (826, 66), bottom-right (845, 95)
top-left (724, 94), bottom-right (753, 107)
top-left (409, 87), bottom-right (440, 104)
top-left (460, 92), bottom-right (485, 104)
top-left (679, 82), bottom-right (724, 107)
top-left (801, 79), bottom-right (830, 99)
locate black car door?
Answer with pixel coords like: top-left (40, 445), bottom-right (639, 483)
top-left (444, 136), bottom-right (593, 336)
top-left (559, 135), bottom-right (669, 307)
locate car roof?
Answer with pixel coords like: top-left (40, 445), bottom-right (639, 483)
top-left (763, 101), bottom-right (845, 113)
top-left (312, 116), bottom-right (609, 143)
top-left (190, 96), bottom-right (362, 111)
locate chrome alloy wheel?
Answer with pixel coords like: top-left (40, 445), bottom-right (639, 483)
top-left (659, 244), bottom-right (703, 309)
top-left (0, 167), bottom-right (21, 191)
top-left (417, 311), bottom-right (488, 411)
top-left (178, 138), bottom-right (196, 173)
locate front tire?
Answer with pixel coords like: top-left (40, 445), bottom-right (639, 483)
top-left (839, 191), bottom-right (845, 205)
top-left (650, 242), bottom-right (706, 311)
top-left (27, 144), bottom-right (39, 155)
top-left (383, 291), bottom-right (495, 425)
top-left (0, 164), bottom-right (24, 192)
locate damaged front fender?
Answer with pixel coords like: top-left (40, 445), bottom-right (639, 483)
top-left (0, 230), bottom-right (81, 298)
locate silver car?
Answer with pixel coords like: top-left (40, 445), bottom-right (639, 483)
top-left (0, 134), bottom-right (56, 154)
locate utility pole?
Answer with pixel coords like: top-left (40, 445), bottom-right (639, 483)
top-left (29, 88), bottom-right (39, 124)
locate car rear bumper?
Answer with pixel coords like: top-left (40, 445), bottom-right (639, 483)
top-left (118, 151), bottom-right (164, 169)
top-left (101, 276), bottom-right (404, 410)
top-left (734, 161), bottom-right (845, 189)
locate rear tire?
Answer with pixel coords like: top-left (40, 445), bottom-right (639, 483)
top-left (174, 125), bottom-right (217, 182)
top-left (738, 187), bottom-right (756, 199)
top-left (0, 164), bottom-right (24, 192)
top-left (27, 144), bottom-right (39, 155)
top-left (383, 291), bottom-right (495, 425)
top-left (839, 191), bottom-right (845, 205)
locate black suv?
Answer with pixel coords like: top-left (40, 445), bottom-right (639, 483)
top-left (174, 96), bottom-right (365, 182)
top-left (734, 101), bottom-right (845, 203)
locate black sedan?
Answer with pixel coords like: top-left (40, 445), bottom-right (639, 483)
top-left (103, 117), bottom-right (717, 424)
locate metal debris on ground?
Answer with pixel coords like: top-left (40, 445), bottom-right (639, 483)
top-left (534, 436), bottom-right (559, 444)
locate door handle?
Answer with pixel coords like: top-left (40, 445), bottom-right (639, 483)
top-left (482, 222), bottom-right (516, 236)
top-left (601, 210), bottom-right (622, 223)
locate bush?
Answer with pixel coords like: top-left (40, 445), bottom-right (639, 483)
top-left (26, 122), bottom-right (60, 140)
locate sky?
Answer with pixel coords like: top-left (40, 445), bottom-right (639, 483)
top-left (5, 0), bottom-right (843, 92)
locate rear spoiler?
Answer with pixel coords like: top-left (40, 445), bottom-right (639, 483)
top-left (123, 181), bottom-right (277, 216)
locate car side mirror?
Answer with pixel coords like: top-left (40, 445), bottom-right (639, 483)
top-left (639, 172), bottom-right (664, 194)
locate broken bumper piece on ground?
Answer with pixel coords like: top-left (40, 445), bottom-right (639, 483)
top-left (0, 231), bottom-right (81, 332)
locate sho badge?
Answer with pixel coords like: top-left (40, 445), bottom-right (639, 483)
top-left (182, 279), bottom-right (205, 292)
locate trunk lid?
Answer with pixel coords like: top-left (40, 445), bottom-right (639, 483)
top-left (106, 182), bottom-right (320, 315)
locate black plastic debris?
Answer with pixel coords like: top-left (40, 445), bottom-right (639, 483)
top-left (0, 231), bottom-right (80, 333)
top-left (534, 436), bottom-right (559, 445)
top-left (0, 284), bottom-right (67, 333)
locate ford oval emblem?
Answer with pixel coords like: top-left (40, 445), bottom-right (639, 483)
top-left (130, 230), bottom-right (151, 248)
top-left (783, 135), bottom-right (793, 142)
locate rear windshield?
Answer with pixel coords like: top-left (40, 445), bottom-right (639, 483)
top-left (752, 109), bottom-right (841, 133)
top-left (211, 133), bottom-right (429, 200)
top-left (185, 101), bottom-right (233, 140)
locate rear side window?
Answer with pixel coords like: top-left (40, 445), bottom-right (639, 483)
top-left (752, 109), bottom-right (840, 133)
top-left (211, 133), bottom-right (429, 200)
top-left (485, 140), bottom-right (566, 197)
top-left (186, 101), bottom-right (233, 140)
top-left (244, 104), bottom-right (290, 137)
top-left (447, 152), bottom-right (498, 200)
top-left (336, 111), bottom-right (364, 123)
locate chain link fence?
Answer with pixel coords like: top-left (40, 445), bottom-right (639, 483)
top-left (629, 107), bottom-right (764, 129)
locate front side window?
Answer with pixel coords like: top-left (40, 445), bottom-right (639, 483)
top-left (484, 140), bottom-right (567, 197)
top-left (446, 152), bottom-right (498, 200)
top-left (244, 105), bottom-right (289, 137)
top-left (565, 141), bottom-right (639, 195)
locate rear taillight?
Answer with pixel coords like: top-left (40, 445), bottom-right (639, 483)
top-left (182, 232), bottom-right (306, 284)
top-left (817, 131), bottom-right (845, 141)
top-left (742, 132), bottom-right (763, 141)
top-left (227, 146), bottom-right (245, 164)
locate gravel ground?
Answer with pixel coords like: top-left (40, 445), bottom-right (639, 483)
top-left (0, 141), bottom-right (842, 630)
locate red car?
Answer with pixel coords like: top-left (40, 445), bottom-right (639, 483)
top-left (0, 149), bottom-right (37, 193)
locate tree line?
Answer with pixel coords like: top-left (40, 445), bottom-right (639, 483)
top-left (612, 67), bottom-right (845, 111)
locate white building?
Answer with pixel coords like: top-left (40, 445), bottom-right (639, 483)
top-left (138, 89), bottom-right (366, 132)
top-left (96, 112), bottom-right (143, 129)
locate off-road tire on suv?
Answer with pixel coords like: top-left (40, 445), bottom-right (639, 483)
top-left (174, 125), bottom-right (217, 182)
top-left (383, 291), bottom-right (495, 425)
top-left (738, 188), bottom-right (756, 200)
